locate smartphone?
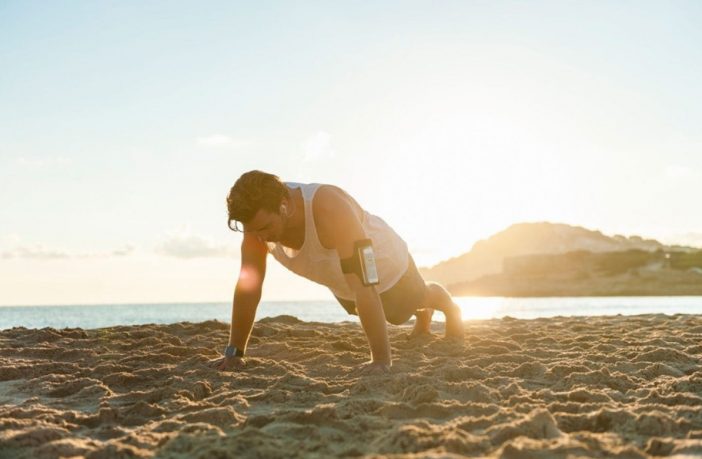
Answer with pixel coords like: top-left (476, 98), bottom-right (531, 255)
top-left (360, 245), bottom-right (380, 286)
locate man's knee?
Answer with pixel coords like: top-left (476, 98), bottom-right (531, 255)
top-left (426, 281), bottom-right (448, 293)
top-left (422, 281), bottom-right (454, 308)
top-left (422, 281), bottom-right (442, 304)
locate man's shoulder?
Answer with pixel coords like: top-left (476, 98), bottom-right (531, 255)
top-left (313, 184), bottom-right (346, 209)
top-left (313, 184), bottom-right (362, 221)
top-left (312, 185), bottom-right (363, 242)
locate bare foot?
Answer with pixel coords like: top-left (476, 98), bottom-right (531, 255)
top-left (444, 302), bottom-right (464, 339)
top-left (407, 308), bottom-right (433, 340)
top-left (407, 329), bottom-right (433, 340)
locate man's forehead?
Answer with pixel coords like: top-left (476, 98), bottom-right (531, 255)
top-left (244, 209), bottom-right (270, 228)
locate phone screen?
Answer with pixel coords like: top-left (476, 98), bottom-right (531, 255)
top-left (361, 246), bottom-right (379, 285)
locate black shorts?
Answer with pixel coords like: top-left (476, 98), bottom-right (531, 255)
top-left (333, 253), bottom-right (427, 324)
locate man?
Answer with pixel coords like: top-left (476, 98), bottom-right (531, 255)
top-left (209, 170), bottom-right (464, 374)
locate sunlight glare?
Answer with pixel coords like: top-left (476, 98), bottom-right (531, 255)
top-left (238, 266), bottom-right (262, 292)
top-left (454, 296), bottom-right (509, 320)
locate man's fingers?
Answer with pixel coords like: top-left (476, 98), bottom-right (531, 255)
top-left (208, 357), bottom-right (246, 372)
top-left (353, 366), bottom-right (369, 377)
top-left (353, 363), bottom-right (390, 377)
top-left (208, 358), bottom-right (226, 369)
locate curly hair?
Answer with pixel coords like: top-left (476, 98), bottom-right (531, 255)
top-left (226, 170), bottom-right (290, 228)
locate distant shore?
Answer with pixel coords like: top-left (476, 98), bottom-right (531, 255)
top-left (449, 270), bottom-right (702, 297)
top-left (2, 313), bottom-right (702, 457)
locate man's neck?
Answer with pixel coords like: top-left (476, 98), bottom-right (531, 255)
top-left (280, 187), bottom-right (305, 244)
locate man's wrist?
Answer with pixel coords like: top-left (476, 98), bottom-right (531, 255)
top-left (224, 345), bottom-right (245, 358)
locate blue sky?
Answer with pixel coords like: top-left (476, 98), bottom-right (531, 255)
top-left (1, 1), bottom-right (701, 305)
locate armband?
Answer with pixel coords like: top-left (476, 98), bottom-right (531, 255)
top-left (339, 238), bottom-right (380, 286)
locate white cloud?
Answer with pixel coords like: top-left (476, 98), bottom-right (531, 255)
top-left (0, 239), bottom-right (137, 260)
top-left (155, 230), bottom-right (236, 259)
top-left (303, 130), bottom-right (335, 162)
top-left (197, 134), bottom-right (251, 149)
top-left (112, 244), bottom-right (136, 256)
top-left (1, 244), bottom-right (71, 260)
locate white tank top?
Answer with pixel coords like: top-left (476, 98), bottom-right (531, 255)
top-left (266, 182), bottom-right (409, 301)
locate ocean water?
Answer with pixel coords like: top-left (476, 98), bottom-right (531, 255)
top-left (1, 297), bottom-right (702, 330)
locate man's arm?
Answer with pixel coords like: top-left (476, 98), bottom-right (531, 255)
top-left (353, 281), bottom-right (392, 365)
top-left (227, 233), bottom-right (268, 352)
top-left (318, 189), bottom-right (391, 366)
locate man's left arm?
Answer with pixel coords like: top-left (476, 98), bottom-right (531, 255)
top-left (320, 191), bottom-right (391, 367)
top-left (351, 279), bottom-right (391, 366)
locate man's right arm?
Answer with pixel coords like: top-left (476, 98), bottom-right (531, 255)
top-left (227, 233), bottom-right (268, 352)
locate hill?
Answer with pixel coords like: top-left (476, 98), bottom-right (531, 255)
top-left (418, 222), bottom-right (699, 296)
top-left (450, 249), bottom-right (702, 296)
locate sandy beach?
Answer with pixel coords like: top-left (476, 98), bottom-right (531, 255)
top-left (1, 313), bottom-right (701, 458)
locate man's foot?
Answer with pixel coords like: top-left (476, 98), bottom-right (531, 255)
top-left (444, 302), bottom-right (464, 339)
top-left (407, 308), bottom-right (433, 340)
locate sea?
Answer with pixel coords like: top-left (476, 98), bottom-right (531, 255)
top-left (1, 297), bottom-right (702, 330)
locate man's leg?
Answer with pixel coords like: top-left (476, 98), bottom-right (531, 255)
top-left (408, 307), bottom-right (434, 338)
top-left (419, 281), bottom-right (464, 338)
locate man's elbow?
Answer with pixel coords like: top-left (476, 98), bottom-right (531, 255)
top-left (238, 265), bottom-right (264, 294)
top-left (235, 279), bottom-right (263, 301)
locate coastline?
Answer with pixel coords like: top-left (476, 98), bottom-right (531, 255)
top-left (1, 314), bottom-right (702, 457)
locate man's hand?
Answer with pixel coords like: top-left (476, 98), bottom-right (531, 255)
top-left (207, 356), bottom-right (246, 371)
top-left (353, 360), bottom-right (391, 376)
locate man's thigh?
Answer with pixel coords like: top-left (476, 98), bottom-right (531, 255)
top-left (378, 254), bottom-right (427, 323)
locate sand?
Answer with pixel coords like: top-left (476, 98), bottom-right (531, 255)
top-left (1, 313), bottom-right (702, 458)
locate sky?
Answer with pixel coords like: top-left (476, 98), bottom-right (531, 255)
top-left (1, 1), bottom-right (701, 306)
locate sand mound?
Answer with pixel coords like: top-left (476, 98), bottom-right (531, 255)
top-left (1, 313), bottom-right (701, 457)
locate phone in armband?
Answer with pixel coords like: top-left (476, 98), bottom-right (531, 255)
top-left (340, 238), bottom-right (380, 286)
top-left (360, 243), bottom-right (379, 285)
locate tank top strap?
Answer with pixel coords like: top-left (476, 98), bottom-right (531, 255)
top-left (305, 183), bottom-right (332, 254)
top-left (286, 182), bottom-right (332, 255)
